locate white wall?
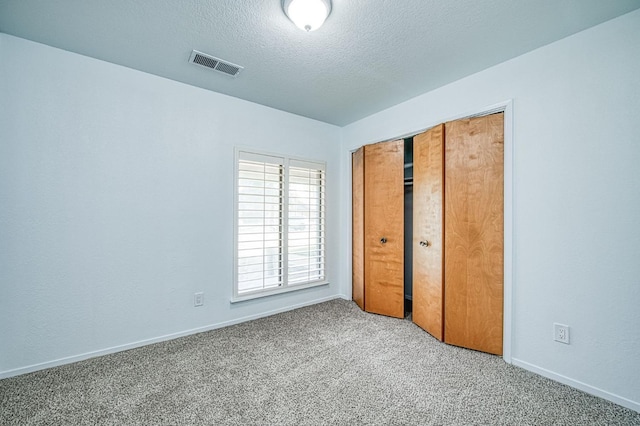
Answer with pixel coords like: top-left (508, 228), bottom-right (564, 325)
top-left (0, 34), bottom-right (343, 377)
top-left (340, 10), bottom-right (640, 410)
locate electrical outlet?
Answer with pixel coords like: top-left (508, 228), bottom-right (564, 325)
top-left (194, 292), bottom-right (204, 307)
top-left (554, 323), bottom-right (570, 344)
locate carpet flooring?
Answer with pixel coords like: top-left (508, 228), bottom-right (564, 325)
top-left (1, 299), bottom-right (639, 425)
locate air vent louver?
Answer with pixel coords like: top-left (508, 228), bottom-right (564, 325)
top-left (189, 50), bottom-right (243, 77)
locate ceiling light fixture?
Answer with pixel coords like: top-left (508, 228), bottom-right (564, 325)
top-left (283, 0), bottom-right (332, 32)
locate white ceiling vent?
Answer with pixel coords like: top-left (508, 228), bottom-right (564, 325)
top-left (189, 50), bottom-right (243, 77)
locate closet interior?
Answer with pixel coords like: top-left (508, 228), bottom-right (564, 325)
top-left (352, 113), bottom-right (504, 355)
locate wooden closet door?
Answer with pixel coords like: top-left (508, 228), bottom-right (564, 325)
top-left (444, 113), bottom-right (504, 355)
top-left (352, 148), bottom-right (365, 311)
top-left (412, 124), bottom-right (445, 340)
top-left (364, 140), bottom-right (404, 318)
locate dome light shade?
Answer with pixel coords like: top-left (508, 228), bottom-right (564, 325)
top-left (283, 0), bottom-right (332, 32)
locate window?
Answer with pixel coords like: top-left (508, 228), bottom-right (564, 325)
top-left (234, 149), bottom-right (326, 300)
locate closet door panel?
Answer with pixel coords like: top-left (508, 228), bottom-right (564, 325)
top-left (364, 140), bottom-right (404, 318)
top-left (412, 124), bottom-right (444, 340)
top-left (444, 113), bottom-right (504, 355)
top-left (352, 148), bottom-right (365, 310)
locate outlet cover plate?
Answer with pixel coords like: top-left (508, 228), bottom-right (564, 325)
top-left (194, 292), bottom-right (204, 307)
top-left (554, 323), bottom-right (570, 344)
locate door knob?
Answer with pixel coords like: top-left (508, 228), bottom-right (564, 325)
top-left (380, 237), bottom-right (387, 244)
top-left (420, 240), bottom-right (430, 247)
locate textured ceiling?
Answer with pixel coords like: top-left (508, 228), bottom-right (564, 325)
top-left (1, 0), bottom-right (639, 126)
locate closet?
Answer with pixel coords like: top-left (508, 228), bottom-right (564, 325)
top-left (352, 113), bottom-right (504, 355)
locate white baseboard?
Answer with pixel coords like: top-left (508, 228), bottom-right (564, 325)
top-left (511, 358), bottom-right (639, 413)
top-left (0, 294), bottom-right (345, 380)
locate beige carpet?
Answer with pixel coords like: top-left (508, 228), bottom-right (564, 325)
top-left (1, 299), bottom-right (638, 425)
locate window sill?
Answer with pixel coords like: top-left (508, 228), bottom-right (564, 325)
top-left (230, 280), bottom-right (329, 303)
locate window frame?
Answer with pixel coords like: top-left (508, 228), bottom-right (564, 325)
top-left (232, 147), bottom-right (328, 302)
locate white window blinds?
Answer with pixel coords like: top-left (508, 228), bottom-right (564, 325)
top-left (235, 151), bottom-right (327, 299)
top-left (288, 160), bottom-right (326, 285)
top-left (236, 153), bottom-right (284, 294)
